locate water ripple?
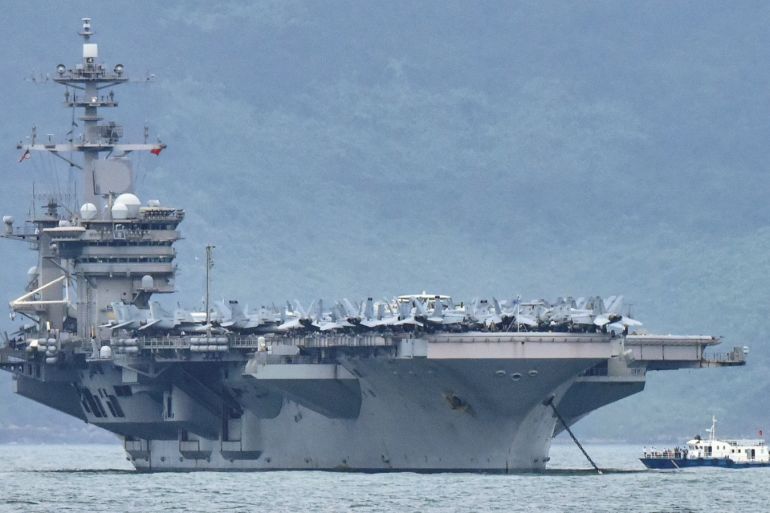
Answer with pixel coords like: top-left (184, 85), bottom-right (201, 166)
top-left (0, 444), bottom-right (767, 513)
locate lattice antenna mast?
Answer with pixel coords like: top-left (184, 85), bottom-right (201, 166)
top-left (17, 17), bottom-right (165, 213)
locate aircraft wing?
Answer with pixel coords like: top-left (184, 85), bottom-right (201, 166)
top-left (138, 319), bottom-right (162, 331)
top-left (621, 316), bottom-right (643, 327)
top-left (394, 318), bottom-right (423, 327)
top-left (277, 318), bottom-right (302, 331)
top-left (570, 313), bottom-right (594, 325)
top-left (442, 314), bottom-right (465, 325)
top-left (109, 320), bottom-right (136, 330)
top-left (516, 314), bottom-right (538, 327)
top-left (187, 323), bottom-right (225, 334)
top-left (361, 316), bottom-right (399, 328)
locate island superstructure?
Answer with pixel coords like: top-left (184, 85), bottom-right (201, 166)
top-left (0, 19), bottom-right (747, 471)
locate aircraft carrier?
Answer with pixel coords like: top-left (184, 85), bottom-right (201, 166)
top-left (0, 19), bottom-right (747, 472)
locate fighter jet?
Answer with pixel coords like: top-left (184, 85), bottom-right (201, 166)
top-left (425, 295), bottom-right (465, 326)
top-left (139, 302), bottom-right (178, 331)
top-left (393, 298), bottom-right (424, 328)
top-left (141, 302), bottom-right (225, 334)
top-left (276, 300), bottom-right (316, 332)
top-left (309, 299), bottom-right (353, 332)
top-left (101, 302), bottom-right (150, 331)
top-left (357, 298), bottom-right (400, 329)
top-left (592, 295), bottom-right (642, 334)
top-left (218, 300), bottom-right (277, 333)
top-left (515, 299), bottom-right (548, 330)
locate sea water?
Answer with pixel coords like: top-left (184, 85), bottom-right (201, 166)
top-left (0, 443), bottom-right (767, 512)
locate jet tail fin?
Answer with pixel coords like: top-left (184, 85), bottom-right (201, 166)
top-left (606, 295), bottom-right (624, 315)
top-left (398, 301), bottom-right (411, 319)
top-left (343, 298), bottom-right (358, 319)
top-left (413, 298), bottom-right (428, 317)
top-left (433, 296), bottom-right (444, 317)
top-left (228, 300), bottom-right (247, 322)
top-left (492, 297), bottom-right (502, 316)
top-left (150, 301), bottom-right (173, 320)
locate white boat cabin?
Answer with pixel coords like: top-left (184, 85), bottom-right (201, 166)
top-left (686, 416), bottom-right (769, 463)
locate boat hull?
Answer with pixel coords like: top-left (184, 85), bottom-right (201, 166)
top-left (640, 457), bottom-right (770, 469)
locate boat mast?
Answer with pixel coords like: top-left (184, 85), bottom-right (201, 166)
top-left (205, 245), bottom-right (215, 326)
top-left (19, 17), bottom-right (166, 211)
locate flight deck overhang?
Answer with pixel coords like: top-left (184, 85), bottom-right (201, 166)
top-left (625, 334), bottom-right (747, 370)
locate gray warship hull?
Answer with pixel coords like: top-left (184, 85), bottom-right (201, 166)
top-left (129, 337), bottom-right (607, 472)
top-left (0, 18), bottom-right (747, 472)
top-left (4, 332), bottom-right (743, 471)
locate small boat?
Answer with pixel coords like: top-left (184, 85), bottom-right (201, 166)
top-left (640, 416), bottom-right (770, 469)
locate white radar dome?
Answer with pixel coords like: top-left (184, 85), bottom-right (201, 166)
top-left (111, 202), bottom-right (129, 220)
top-left (115, 193), bottom-right (141, 218)
top-left (141, 275), bottom-right (154, 289)
top-left (80, 203), bottom-right (97, 220)
top-left (2, 216), bottom-right (13, 235)
top-left (27, 266), bottom-right (38, 277)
